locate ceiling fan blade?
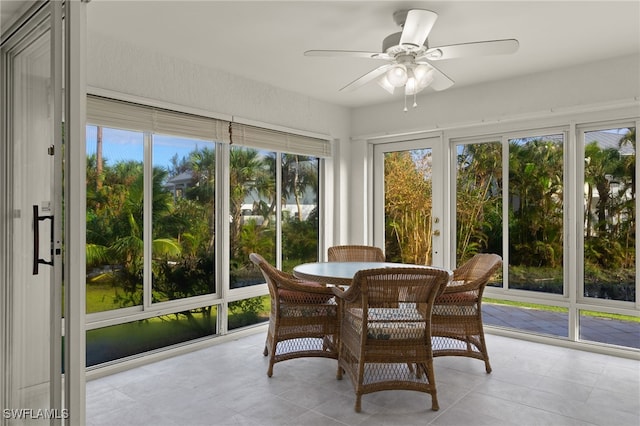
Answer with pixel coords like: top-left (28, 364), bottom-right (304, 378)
top-left (426, 64), bottom-right (455, 91)
top-left (399, 9), bottom-right (438, 47)
top-left (421, 39), bottom-right (519, 61)
top-left (304, 49), bottom-right (385, 59)
top-left (340, 64), bottom-right (395, 92)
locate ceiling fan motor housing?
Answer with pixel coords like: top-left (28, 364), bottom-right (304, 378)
top-left (382, 32), bottom-right (428, 57)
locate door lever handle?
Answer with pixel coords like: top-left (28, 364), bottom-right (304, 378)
top-left (33, 205), bottom-right (54, 275)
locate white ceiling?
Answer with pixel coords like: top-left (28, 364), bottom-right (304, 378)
top-left (4, 1), bottom-right (640, 108)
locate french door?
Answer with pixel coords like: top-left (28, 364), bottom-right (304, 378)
top-left (373, 137), bottom-right (446, 267)
top-left (1, 2), bottom-right (85, 424)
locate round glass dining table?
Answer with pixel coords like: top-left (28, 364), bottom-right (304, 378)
top-left (292, 261), bottom-right (451, 286)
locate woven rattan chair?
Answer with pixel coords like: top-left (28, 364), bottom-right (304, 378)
top-left (327, 245), bottom-right (385, 262)
top-left (249, 253), bottom-right (338, 377)
top-left (332, 267), bottom-right (450, 412)
top-left (431, 253), bottom-right (503, 373)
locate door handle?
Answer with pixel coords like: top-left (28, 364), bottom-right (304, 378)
top-left (33, 205), bottom-right (54, 275)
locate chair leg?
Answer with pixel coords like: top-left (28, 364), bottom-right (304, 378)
top-left (481, 338), bottom-right (492, 373)
top-left (266, 335), bottom-right (277, 377)
top-left (477, 322), bottom-right (492, 373)
top-left (431, 393), bottom-right (439, 411)
top-left (420, 362), bottom-right (439, 411)
top-left (355, 395), bottom-right (362, 413)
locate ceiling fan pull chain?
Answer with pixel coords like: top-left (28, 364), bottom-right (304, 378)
top-left (404, 94), bottom-right (408, 112)
top-left (413, 92), bottom-right (418, 108)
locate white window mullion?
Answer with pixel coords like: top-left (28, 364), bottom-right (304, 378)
top-left (143, 131), bottom-right (153, 310)
top-left (217, 142), bottom-right (230, 334)
top-left (501, 135), bottom-right (510, 290)
top-left (567, 125), bottom-right (579, 341)
top-left (275, 153), bottom-right (283, 270)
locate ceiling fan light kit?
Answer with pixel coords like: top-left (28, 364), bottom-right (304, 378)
top-left (304, 8), bottom-right (519, 112)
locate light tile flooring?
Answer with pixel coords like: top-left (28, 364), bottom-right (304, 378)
top-left (87, 330), bottom-right (640, 426)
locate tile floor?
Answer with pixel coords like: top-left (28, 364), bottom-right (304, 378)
top-left (87, 331), bottom-right (640, 426)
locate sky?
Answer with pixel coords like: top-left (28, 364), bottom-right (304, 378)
top-left (86, 126), bottom-right (214, 170)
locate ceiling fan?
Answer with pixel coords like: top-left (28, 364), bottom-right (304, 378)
top-left (304, 9), bottom-right (519, 110)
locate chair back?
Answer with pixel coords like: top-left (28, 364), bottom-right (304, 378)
top-left (352, 267), bottom-right (450, 308)
top-left (340, 267), bottom-right (450, 344)
top-left (328, 245), bottom-right (385, 262)
top-left (249, 253), bottom-right (280, 299)
top-left (449, 253), bottom-right (502, 293)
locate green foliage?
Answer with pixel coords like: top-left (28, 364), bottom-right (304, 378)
top-left (86, 138), bottom-right (321, 314)
top-left (228, 296), bottom-right (268, 329)
top-left (392, 129), bottom-right (635, 301)
top-left (384, 150), bottom-right (433, 264)
top-left (455, 142), bottom-right (502, 262)
top-left (283, 207), bottom-right (319, 264)
top-left (508, 137), bottom-right (564, 267)
top-left (153, 255), bottom-right (215, 301)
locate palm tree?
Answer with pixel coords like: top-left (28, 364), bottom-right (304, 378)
top-left (229, 147), bottom-right (269, 261)
top-left (281, 154), bottom-right (318, 221)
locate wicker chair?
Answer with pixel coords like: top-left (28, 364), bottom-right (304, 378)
top-left (249, 253), bottom-right (338, 377)
top-left (327, 245), bottom-right (385, 262)
top-left (431, 253), bottom-right (503, 373)
top-left (332, 267), bottom-right (451, 412)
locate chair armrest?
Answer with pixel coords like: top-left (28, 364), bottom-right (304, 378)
top-left (331, 285), bottom-right (360, 303)
top-left (441, 280), bottom-right (478, 294)
top-left (278, 278), bottom-right (334, 304)
top-left (278, 276), bottom-right (333, 295)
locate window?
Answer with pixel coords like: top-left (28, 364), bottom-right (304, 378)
top-left (86, 126), bottom-right (145, 312)
top-left (455, 140), bottom-right (503, 265)
top-left (582, 127), bottom-right (635, 303)
top-left (507, 133), bottom-right (565, 296)
top-left (229, 146), bottom-right (276, 289)
top-left (580, 126), bottom-right (636, 347)
top-left (228, 147), bottom-right (320, 328)
top-left (85, 95), bottom-right (329, 365)
top-left (152, 135), bottom-right (217, 302)
top-left (451, 124), bottom-right (638, 350)
top-left (85, 127), bottom-right (219, 312)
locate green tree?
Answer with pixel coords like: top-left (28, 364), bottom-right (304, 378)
top-left (508, 138), bottom-right (563, 267)
top-left (456, 142), bottom-right (503, 263)
top-left (229, 147), bottom-right (271, 264)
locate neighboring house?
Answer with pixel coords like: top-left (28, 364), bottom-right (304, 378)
top-left (165, 170), bottom-right (194, 199)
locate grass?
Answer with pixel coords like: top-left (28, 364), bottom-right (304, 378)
top-left (484, 298), bottom-right (640, 323)
top-left (86, 295), bottom-right (270, 366)
top-left (86, 311), bottom-right (216, 366)
top-left (86, 281), bottom-right (139, 313)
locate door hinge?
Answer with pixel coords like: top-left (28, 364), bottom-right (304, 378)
top-left (48, 145), bottom-right (54, 156)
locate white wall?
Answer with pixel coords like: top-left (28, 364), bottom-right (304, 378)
top-left (346, 54), bottom-right (640, 243)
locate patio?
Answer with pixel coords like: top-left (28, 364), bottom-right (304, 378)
top-left (483, 304), bottom-right (640, 350)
